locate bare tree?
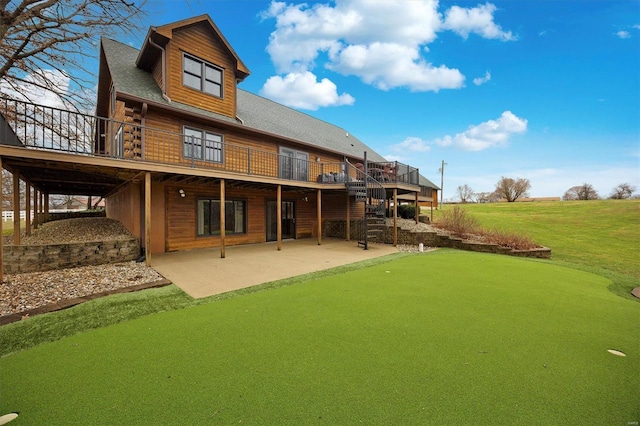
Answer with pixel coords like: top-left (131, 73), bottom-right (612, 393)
top-left (456, 184), bottom-right (474, 203)
top-left (563, 183), bottom-right (599, 201)
top-left (475, 191), bottom-right (492, 203)
top-left (609, 183), bottom-right (636, 199)
top-left (0, 0), bottom-right (146, 109)
top-left (1, 169), bottom-right (26, 210)
top-left (494, 177), bottom-right (531, 202)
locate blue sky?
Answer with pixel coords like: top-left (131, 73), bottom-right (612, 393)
top-left (143, 1), bottom-right (637, 199)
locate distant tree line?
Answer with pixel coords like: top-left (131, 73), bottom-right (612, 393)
top-left (454, 178), bottom-right (637, 203)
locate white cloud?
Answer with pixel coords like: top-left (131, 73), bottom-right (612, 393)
top-left (435, 111), bottom-right (528, 151)
top-left (442, 3), bottom-right (517, 41)
top-left (391, 136), bottom-right (432, 153)
top-left (0, 69), bottom-right (70, 108)
top-left (260, 71), bottom-right (355, 110)
top-left (260, 0), bottom-right (514, 102)
top-left (616, 30), bottom-right (631, 39)
top-left (473, 71), bottom-right (491, 86)
top-left (328, 42), bottom-right (464, 91)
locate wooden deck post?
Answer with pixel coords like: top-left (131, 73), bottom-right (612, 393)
top-left (276, 185), bottom-right (282, 251)
top-left (220, 179), bottom-right (226, 258)
top-left (12, 170), bottom-right (20, 246)
top-left (44, 193), bottom-right (49, 222)
top-left (32, 187), bottom-right (38, 230)
top-left (393, 188), bottom-right (398, 247)
top-left (0, 157), bottom-right (3, 283)
top-left (346, 192), bottom-right (350, 241)
top-left (144, 172), bottom-right (151, 266)
top-left (317, 189), bottom-right (322, 245)
top-left (415, 191), bottom-right (419, 224)
top-left (25, 182), bottom-right (31, 236)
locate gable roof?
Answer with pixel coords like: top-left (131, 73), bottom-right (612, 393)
top-left (101, 37), bottom-right (387, 163)
top-left (136, 14), bottom-right (250, 81)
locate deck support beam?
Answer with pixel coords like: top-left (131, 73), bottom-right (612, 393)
top-left (44, 193), bottom-right (49, 222)
top-left (12, 170), bottom-right (20, 246)
top-left (144, 172), bottom-right (151, 266)
top-left (317, 189), bottom-right (322, 245)
top-left (0, 157), bottom-right (3, 283)
top-left (277, 185), bottom-right (282, 251)
top-left (25, 182), bottom-right (31, 236)
top-left (393, 188), bottom-right (398, 247)
top-left (220, 179), bottom-right (226, 258)
top-left (32, 187), bottom-right (38, 230)
top-left (415, 191), bottom-right (419, 224)
top-left (346, 192), bottom-right (350, 241)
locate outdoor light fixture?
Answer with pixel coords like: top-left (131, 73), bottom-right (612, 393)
top-left (315, 156), bottom-right (321, 162)
top-left (178, 189), bottom-right (185, 198)
top-left (302, 196), bottom-right (309, 202)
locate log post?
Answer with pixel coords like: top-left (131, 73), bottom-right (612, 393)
top-left (220, 179), bottom-right (226, 258)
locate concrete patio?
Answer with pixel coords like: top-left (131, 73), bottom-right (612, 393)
top-left (151, 238), bottom-right (399, 298)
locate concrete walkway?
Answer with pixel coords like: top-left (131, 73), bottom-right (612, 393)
top-left (151, 239), bottom-right (399, 298)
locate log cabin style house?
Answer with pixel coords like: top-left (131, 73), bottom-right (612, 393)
top-left (0, 15), bottom-right (438, 273)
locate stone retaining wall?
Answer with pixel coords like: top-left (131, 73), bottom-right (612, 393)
top-left (324, 219), bottom-right (551, 259)
top-left (3, 237), bottom-right (140, 274)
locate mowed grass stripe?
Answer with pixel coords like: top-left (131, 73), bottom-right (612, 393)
top-left (1, 251), bottom-right (638, 425)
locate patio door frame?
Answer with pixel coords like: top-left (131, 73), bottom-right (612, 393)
top-left (266, 199), bottom-right (296, 242)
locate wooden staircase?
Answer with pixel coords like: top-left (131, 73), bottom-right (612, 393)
top-left (345, 158), bottom-right (386, 249)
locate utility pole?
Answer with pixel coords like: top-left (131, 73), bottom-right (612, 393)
top-left (439, 160), bottom-right (447, 209)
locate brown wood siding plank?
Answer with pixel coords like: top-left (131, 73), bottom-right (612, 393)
top-left (165, 24), bottom-right (236, 118)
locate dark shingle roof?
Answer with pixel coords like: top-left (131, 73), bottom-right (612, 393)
top-left (101, 37), bottom-right (385, 162)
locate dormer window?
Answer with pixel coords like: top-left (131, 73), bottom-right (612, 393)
top-left (182, 53), bottom-right (223, 97)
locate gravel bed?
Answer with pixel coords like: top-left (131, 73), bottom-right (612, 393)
top-left (1, 218), bottom-right (164, 317)
top-left (2, 217), bottom-right (133, 246)
top-left (0, 261), bottom-right (164, 316)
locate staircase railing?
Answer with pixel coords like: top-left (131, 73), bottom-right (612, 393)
top-left (345, 157), bottom-right (386, 249)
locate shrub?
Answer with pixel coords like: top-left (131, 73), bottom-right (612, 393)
top-left (479, 229), bottom-right (539, 250)
top-left (397, 204), bottom-right (416, 219)
top-left (436, 206), bottom-right (480, 237)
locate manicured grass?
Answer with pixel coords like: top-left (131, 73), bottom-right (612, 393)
top-left (431, 200), bottom-right (640, 299)
top-left (1, 251), bottom-right (638, 425)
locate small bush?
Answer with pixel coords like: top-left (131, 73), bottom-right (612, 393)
top-left (397, 204), bottom-right (416, 219)
top-left (480, 229), bottom-right (539, 250)
top-left (435, 206), bottom-right (539, 250)
top-left (436, 206), bottom-right (480, 237)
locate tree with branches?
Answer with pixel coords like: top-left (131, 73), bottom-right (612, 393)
top-left (456, 184), bottom-right (475, 203)
top-left (609, 183), bottom-right (636, 199)
top-left (563, 183), bottom-right (600, 201)
top-left (0, 0), bottom-right (146, 109)
top-left (494, 177), bottom-right (531, 202)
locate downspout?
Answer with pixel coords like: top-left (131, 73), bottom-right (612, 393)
top-left (148, 37), bottom-right (171, 103)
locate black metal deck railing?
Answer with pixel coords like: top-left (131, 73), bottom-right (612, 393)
top-left (0, 96), bottom-right (419, 186)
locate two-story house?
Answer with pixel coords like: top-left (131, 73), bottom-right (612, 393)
top-left (0, 14), bottom-right (438, 270)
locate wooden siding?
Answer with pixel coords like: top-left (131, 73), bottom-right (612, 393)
top-left (106, 182), bottom-right (141, 240)
top-left (164, 183), bottom-right (349, 251)
top-left (151, 55), bottom-right (163, 89)
top-left (165, 23), bottom-right (237, 118)
top-left (141, 110), bottom-right (345, 183)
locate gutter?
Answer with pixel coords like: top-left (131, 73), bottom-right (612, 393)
top-left (147, 37), bottom-right (171, 103)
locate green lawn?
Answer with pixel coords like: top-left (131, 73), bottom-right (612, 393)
top-left (431, 199), bottom-right (640, 299)
top-left (1, 200), bottom-right (639, 424)
top-left (1, 251), bottom-right (639, 425)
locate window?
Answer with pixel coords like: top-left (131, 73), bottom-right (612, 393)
top-left (183, 127), bottom-right (223, 163)
top-left (197, 199), bottom-right (246, 236)
top-left (278, 147), bottom-right (308, 181)
top-left (183, 54), bottom-right (222, 97)
top-left (114, 125), bottom-right (124, 158)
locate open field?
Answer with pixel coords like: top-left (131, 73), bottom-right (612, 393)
top-left (1, 199), bottom-right (638, 424)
